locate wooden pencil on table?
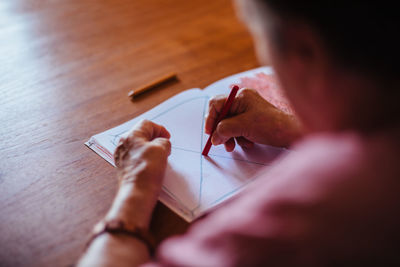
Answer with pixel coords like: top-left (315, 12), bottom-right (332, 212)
top-left (128, 72), bottom-right (177, 99)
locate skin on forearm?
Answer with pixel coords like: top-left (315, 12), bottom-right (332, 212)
top-left (105, 182), bottom-right (158, 229)
top-left (78, 178), bottom-right (158, 267)
top-left (78, 234), bottom-right (150, 267)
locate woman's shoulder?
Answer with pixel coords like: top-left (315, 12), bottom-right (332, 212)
top-left (292, 130), bottom-right (400, 173)
top-left (267, 129), bottom-right (400, 195)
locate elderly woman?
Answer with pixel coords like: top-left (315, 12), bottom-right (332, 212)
top-left (78, 0), bottom-right (399, 266)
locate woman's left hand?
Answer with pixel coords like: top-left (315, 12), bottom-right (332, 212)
top-left (110, 120), bottom-right (172, 228)
top-left (114, 119), bottom-right (171, 194)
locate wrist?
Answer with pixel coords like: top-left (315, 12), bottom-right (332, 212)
top-left (117, 158), bottom-right (166, 191)
top-left (260, 111), bottom-right (303, 148)
top-left (105, 182), bottom-right (158, 229)
top-left (284, 115), bottom-right (304, 145)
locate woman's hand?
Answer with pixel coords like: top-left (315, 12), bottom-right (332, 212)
top-left (108, 120), bottom-right (171, 228)
top-left (205, 88), bottom-right (303, 152)
top-left (114, 119), bottom-right (171, 193)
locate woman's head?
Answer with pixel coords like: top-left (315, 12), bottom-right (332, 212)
top-left (235, 0), bottom-right (399, 132)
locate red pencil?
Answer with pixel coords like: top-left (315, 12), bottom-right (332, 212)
top-left (202, 85), bottom-right (240, 156)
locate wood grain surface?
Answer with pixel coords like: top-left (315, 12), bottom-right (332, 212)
top-left (0, 0), bottom-right (258, 266)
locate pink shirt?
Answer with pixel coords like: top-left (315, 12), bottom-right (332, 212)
top-left (147, 130), bottom-right (400, 266)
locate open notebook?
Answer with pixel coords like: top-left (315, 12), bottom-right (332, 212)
top-left (86, 66), bottom-right (289, 222)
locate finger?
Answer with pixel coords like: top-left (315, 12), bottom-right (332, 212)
top-left (152, 137), bottom-right (172, 156)
top-left (236, 137), bottom-right (254, 149)
top-left (205, 95), bottom-right (228, 134)
top-left (211, 113), bottom-right (248, 145)
top-left (129, 120), bottom-right (170, 142)
top-left (205, 89), bottom-right (254, 135)
top-left (224, 138), bottom-right (236, 152)
top-left (153, 123), bottom-right (171, 139)
top-left (114, 137), bottom-right (129, 167)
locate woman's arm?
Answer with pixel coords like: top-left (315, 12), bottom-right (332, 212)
top-left (78, 183), bottom-right (154, 267)
top-left (78, 120), bottom-right (171, 267)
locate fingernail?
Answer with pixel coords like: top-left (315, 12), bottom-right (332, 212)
top-left (212, 135), bottom-right (221, 145)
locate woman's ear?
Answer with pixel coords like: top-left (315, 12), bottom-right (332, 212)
top-left (267, 19), bottom-right (339, 131)
top-left (275, 20), bottom-right (328, 86)
top-left (272, 19), bottom-right (332, 98)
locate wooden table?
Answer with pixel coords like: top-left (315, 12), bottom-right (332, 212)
top-left (0, 1), bottom-right (258, 266)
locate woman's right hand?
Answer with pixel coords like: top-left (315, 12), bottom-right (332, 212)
top-left (205, 88), bottom-right (303, 152)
